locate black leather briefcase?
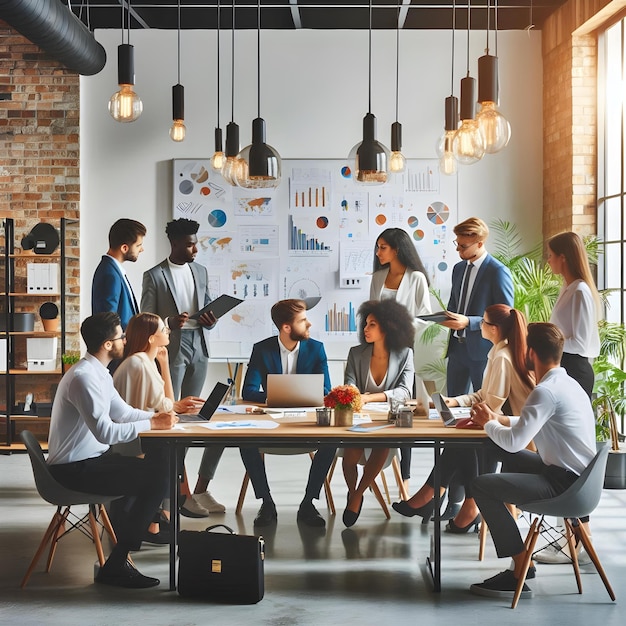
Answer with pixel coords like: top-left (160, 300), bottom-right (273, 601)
top-left (178, 524), bottom-right (265, 603)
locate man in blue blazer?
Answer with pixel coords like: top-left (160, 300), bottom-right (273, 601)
top-left (440, 217), bottom-right (514, 518)
top-left (241, 299), bottom-right (333, 528)
top-left (442, 217), bottom-right (514, 395)
top-left (91, 219), bottom-right (146, 330)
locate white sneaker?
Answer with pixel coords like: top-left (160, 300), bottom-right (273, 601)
top-left (193, 492), bottom-right (226, 514)
top-left (180, 495), bottom-right (210, 518)
top-left (534, 537), bottom-right (592, 565)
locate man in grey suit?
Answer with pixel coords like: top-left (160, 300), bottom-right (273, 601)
top-left (141, 218), bottom-right (224, 517)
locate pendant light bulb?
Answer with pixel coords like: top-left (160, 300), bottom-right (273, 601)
top-left (389, 122), bottom-right (406, 174)
top-left (476, 54), bottom-right (511, 154)
top-left (349, 113), bottom-right (389, 185)
top-left (435, 96), bottom-right (459, 176)
top-left (169, 84), bottom-right (185, 142)
top-left (221, 123), bottom-right (246, 186)
top-left (452, 76), bottom-right (485, 165)
top-left (211, 128), bottom-right (225, 171)
top-left (109, 44), bottom-right (143, 123)
top-left (236, 118), bottom-right (281, 189)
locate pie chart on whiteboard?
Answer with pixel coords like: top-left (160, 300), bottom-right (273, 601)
top-left (289, 278), bottom-right (322, 310)
top-left (427, 201), bottom-right (450, 225)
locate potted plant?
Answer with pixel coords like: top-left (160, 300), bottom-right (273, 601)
top-left (61, 350), bottom-right (80, 374)
top-left (324, 385), bottom-right (363, 426)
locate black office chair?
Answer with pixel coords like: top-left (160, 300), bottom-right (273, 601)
top-left (20, 430), bottom-right (122, 588)
top-left (511, 444), bottom-right (616, 608)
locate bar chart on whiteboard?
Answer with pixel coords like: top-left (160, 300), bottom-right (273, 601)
top-left (173, 158), bottom-right (458, 360)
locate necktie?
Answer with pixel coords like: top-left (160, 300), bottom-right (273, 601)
top-left (460, 262), bottom-right (474, 315)
top-left (125, 274), bottom-right (139, 314)
top-left (457, 263), bottom-right (474, 339)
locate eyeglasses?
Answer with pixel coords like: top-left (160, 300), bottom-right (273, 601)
top-left (479, 319), bottom-right (498, 328)
top-left (453, 239), bottom-right (478, 251)
top-left (108, 333), bottom-right (126, 342)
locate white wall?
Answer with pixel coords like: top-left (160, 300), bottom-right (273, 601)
top-left (80, 28), bottom-right (543, 391)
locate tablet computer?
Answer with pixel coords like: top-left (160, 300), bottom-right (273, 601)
top-left (189, 294), bottom-right (243, 320)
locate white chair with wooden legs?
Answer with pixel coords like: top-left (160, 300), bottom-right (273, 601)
top-left (20, 431), bottom-right (122, 588)
top-left (327, 449), bottom-right (407, 519)
top-left (236, 448), bottom-right (335, 515)
top-left (510, 445), bottom-right (615, 609)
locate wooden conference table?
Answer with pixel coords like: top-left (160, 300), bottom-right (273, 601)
top-left (141, 410), bottom-right (487, 592)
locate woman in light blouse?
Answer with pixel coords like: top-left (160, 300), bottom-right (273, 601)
top-left (342, 299), bottom-right (415, 527)
top-left (393, 304), bottom-right (535, 533)
top-left (113, 313), bottom-right (203, 542)
top-left (547, 231), bottom-right (601, 398)
top-left (369, 228), bottom-right (432, 488)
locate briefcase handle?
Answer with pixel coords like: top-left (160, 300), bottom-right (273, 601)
top-left (203, 524), bottom-right (235, 535)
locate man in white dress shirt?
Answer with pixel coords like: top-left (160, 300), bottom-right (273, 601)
top-left (47, 312), bottom-right (177, 588)
top-left (468, 323), bottom-right (596, 599)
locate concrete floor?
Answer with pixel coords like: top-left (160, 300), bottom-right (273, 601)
top-left (1, 447), bottom-right (624, 625)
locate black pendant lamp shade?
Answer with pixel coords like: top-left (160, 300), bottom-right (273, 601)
top-left (354, 113), bottom-right (388, 183)
top-left (109, 43), bottom-right (143, 122)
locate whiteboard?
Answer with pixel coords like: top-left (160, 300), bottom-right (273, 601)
top-left (173, 158), bottom-right (458, 360)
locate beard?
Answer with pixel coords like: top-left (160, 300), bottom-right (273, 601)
top-left (289, 328), bottom-right (310, 342)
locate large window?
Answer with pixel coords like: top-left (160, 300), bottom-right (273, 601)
top-left (598, 19), bottom-right (626, 324)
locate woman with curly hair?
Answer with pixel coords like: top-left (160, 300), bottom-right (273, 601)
top-left (342, 299), bottom-right (415, 527)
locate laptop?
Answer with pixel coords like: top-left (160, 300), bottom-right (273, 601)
top-left (265, 374), bottom-right (325, 408)
top-left (177, 381), bottom-right (232, 423)
top-left (431, 392), bottom-right (472, 427)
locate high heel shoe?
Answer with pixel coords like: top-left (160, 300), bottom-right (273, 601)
top-left (392, 499), bottom-right (435, 520)
top-left (343, 493), bottom-right (364, 527)
top-left (444, 514), bottom-right (481, 534)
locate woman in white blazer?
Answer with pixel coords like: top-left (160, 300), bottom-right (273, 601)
top-left (342, 300), bottom-right (415, 527)
top-left (370, 228), bottom-right (432, 488)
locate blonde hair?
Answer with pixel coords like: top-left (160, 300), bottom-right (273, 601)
top-left (453, 217), bottom-right (489, 242)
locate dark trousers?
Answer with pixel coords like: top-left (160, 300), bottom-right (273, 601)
top-left (471, 446), bottom-right (579, 558)
top-left (240, 446), bottom-right (337, 503)
top-left (49, 446), bottom-right (168, 551)
top-left (561, 352), bottom-right (594, 400)
top-left (446, 336), bottom-right (487, 502)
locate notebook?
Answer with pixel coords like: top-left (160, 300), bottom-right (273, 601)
top-left (265, 373), bottom-right (325, 408)
top-left (177, 381), bottom-right (232, 422)
top-left (431, 392), bottom-right (472, 427)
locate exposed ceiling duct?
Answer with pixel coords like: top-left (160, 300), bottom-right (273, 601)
top-left (0, 0), bottom-right (106, 76)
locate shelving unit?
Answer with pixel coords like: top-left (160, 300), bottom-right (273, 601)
top-left (1, 217), bottom-right (79, 448)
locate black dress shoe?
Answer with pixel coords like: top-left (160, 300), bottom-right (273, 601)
top-left (392, 499), bottom-right (434, 520)
top-left (254, 501), bottom-right (277, 526)
top-left (96, 559), bottom-right (160, 589)
top-left (141, 529), bottom-right (170, 545)
top-left (439, 501), bottom-right (462, 521)
top-left (445, 514), bottom-right (481, 534)
top-left (342, 493), bottom-right (364, 527)
top-left (297, 502), bottom-right (326, 527)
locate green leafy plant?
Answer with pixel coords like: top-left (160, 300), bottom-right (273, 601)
top-left (61, 351), bottom-right (80, 366)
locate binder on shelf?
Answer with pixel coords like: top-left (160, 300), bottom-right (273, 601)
top-left (26, 263), bottom-right (59, 293)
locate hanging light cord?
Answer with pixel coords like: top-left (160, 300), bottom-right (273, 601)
top-left (495, 0), bottom-right (499, 56)
top-left (176, 0), bottom-right (181, 84)
top-left (395, 0), bottom-right (400, 123)
top-left (368, 0), bottom-right (372, 114)
top-left (216, 0), bottom-right (220, 126)
top-left (257, 0), bottom-right (261, 118)
top-left (450, 0), bottom-right (456, 95)
top-left (127, 0), bottom-right (132, 46)
top-left (485, 0), bottom-right (490, 53)
top-left (230, 0), bottom-right (235, 123)
top-left (466, 0), bottom-right (471, 77)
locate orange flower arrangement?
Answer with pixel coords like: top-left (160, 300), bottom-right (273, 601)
top-left (324, 385), bottom-right (363, 411)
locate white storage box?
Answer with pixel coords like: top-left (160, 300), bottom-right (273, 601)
top-left (0, 338), bottom-right (6, 371)
top-left (27, 337), bottom-right (58, 361)
top-left (27, 263), bottom-right (59, 293)
top-left (27, 359), bottom-right (56, 371)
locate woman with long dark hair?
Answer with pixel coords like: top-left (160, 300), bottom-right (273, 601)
top-left (393, 305), bottom-right (535, 533)
top-left (342, 299), bottom-right (415, 527)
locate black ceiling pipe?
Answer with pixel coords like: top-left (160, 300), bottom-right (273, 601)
top-left (0, 0), bottom-right (106, 76)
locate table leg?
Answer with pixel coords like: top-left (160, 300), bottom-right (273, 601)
top-left (426, 441), bottom-right (442, 592)
top-left (169, 441), bottom-right (179, 591)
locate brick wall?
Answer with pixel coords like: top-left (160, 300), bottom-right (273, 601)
top-left (0, 21), bottom-right (80, 423)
